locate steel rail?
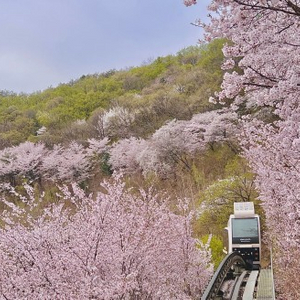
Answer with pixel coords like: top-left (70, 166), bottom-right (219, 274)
top-left (243, 270), bottom-right (259, 300)
top-left (201, 252), bottom-right (246, 300)
top-left (231, 270), bottom-right (248, 300)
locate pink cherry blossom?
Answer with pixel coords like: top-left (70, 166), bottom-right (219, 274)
top-left (0, 177), bottom-right (212, 299)
top-left (185, 0), bottom-right (300, 297)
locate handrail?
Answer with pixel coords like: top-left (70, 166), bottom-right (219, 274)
top-left (201, 252), bottom-right (246, 300)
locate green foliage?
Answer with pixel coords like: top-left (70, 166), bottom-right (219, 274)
top-left (100, 153), bottom-right (113, 176)
top-left (201, 235), bottom-right (225, 269)
top-left (191, 144), bottom-right (238, 189)
top-left (197, 39), bottom-right (226, 74)
top-left (177, 45), bottom-right (203, 66)
top-left (126, 56), bottom-right (174, 91)
top-left (0, 39), bottom-right (226, 147)
top-left (186, 145), bottom-right (253, 234)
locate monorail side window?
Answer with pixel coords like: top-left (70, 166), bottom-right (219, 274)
top-left (232, 218), bottom-right (259, 244)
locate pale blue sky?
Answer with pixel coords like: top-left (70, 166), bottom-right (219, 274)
top-left (0, 0), bottom-right (209, 93)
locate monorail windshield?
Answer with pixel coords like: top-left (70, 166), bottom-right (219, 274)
top-left (232, 217), bottom-right (259, 244)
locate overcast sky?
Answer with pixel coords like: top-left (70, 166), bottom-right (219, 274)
top-left (0, 0), bottom-right (210, 94)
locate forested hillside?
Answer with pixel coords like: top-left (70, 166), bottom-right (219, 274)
top-left (0, 38), bottom-right (253, 299)
top-left (0, 40), bottom-right (224, 148)
top-left (0, 38), bottom-right (257, 224)
top-left (0, 38), bottom-right (250, 241)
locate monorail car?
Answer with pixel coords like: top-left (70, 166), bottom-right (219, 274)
top-left (225, 202), bottom-right (261, 268)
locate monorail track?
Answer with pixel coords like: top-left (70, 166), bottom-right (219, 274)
top-left (201, 252), bottom-right (275, 300)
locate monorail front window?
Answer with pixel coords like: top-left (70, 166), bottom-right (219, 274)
top-left (232, 218), bottom-right (259, 244)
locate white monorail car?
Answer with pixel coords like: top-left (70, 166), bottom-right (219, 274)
top-left (225, 202), bottom-right (261, 269)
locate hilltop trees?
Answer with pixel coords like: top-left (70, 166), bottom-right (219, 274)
top-left (0, 177), bottom-right (212, 299)
top-left (108, 109), bottom-right (238, 177)
top-left (185, 0), bottom-right (300, 297)
top-left (0, 39), bottom-right (226, 147)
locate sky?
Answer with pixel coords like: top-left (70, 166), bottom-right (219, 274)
top-left (0, 0), bottom-right (210, 94)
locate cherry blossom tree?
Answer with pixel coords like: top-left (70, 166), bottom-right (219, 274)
top-left (146, 109), bottom-right (237, 173)
top-left (40, 141), bottom-right (91, 182)
top-left (0, 177), bottom-right (212, 299)
top-left (242, 117), bottom-right (300, 298)
top-left (108, 137), bottom-right (149, 174)
top-left (0, 139), bottom-right (111, 186)
top-left (189, 109), bottom-right (238, 147)
top-left (0, 142), bottom-right (46, 184)
top-left (102, 106), bottom-right (136, 139)
top-left (108, 109), bottom-right (238, 176)
top-left (88, 137), bottom-right (110, 155)
top-left (184, 0), bottom-right (300, 111)
top-left (184, 0), bottom-right (300, 297)
top-left (136, 144), bottom-right (173, 178)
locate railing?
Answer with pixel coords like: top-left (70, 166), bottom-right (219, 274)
top-left (201, 252), bottom-right (246, 300)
